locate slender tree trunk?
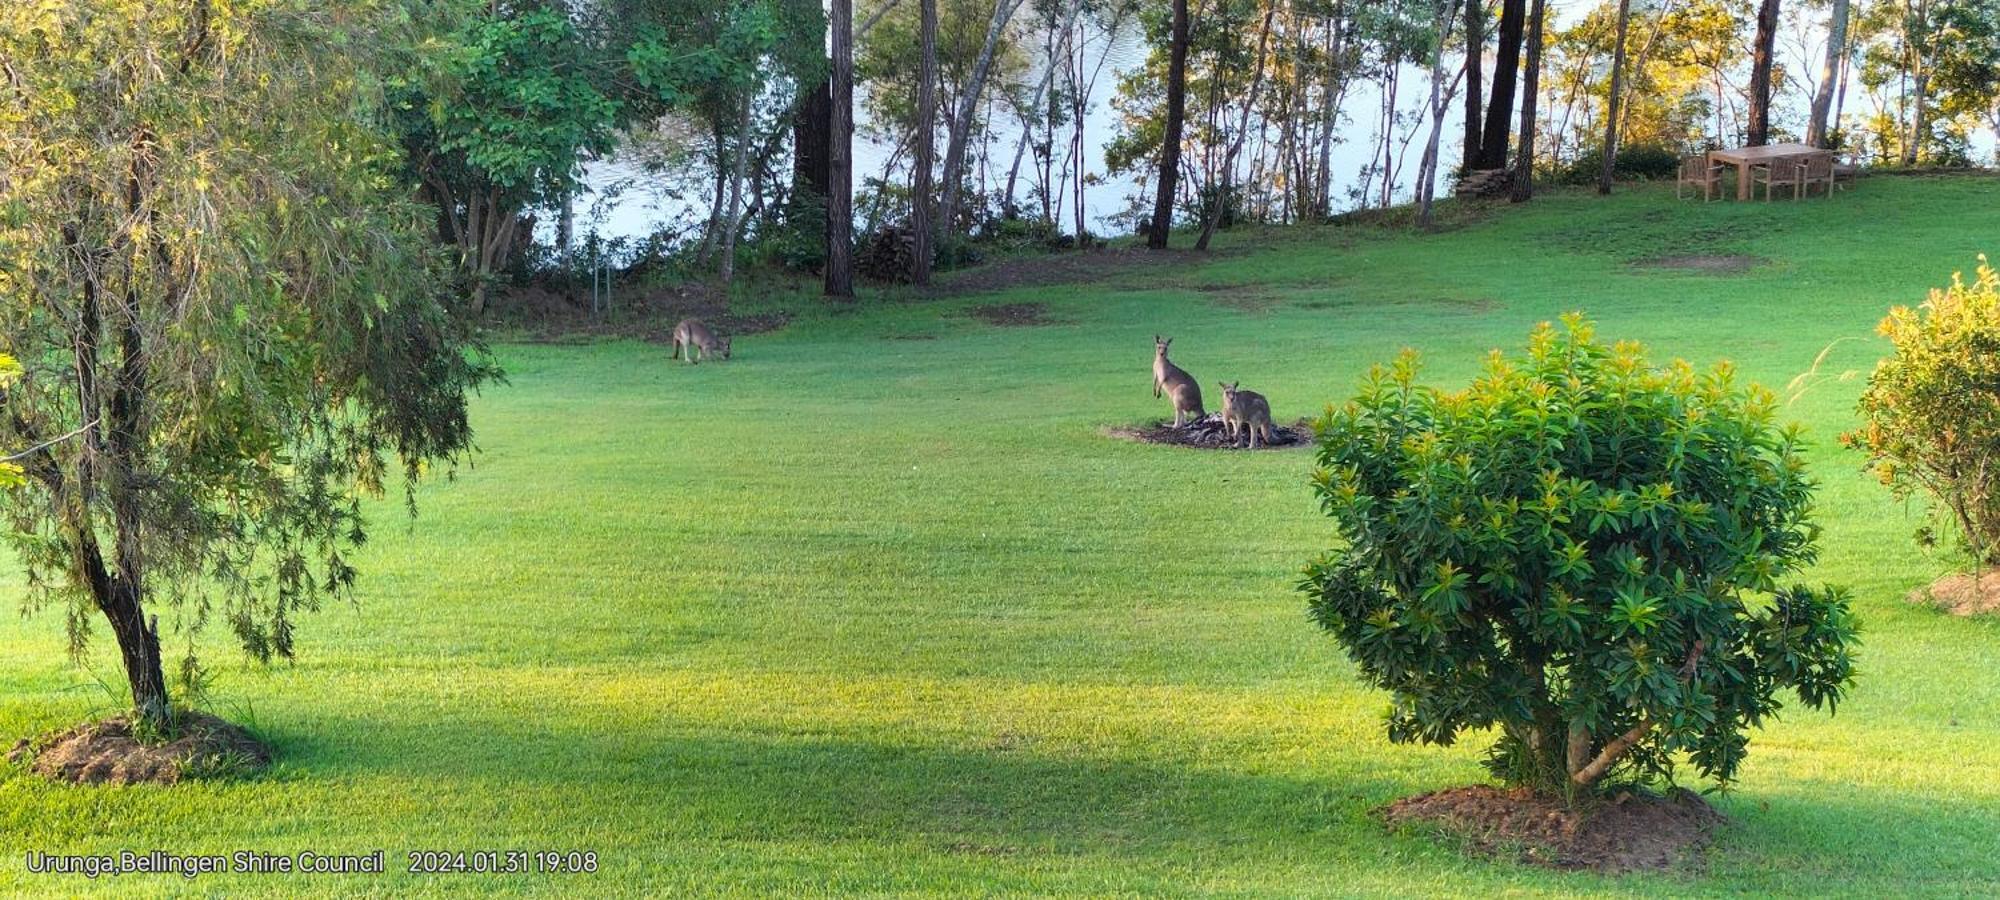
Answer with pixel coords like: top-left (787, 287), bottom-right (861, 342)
top-left (1416, 1), bottom-right (1460, 228)
top-left (1901, 0), bottom-right (1930, 166)
top-left (1197, 2), bottom-right (1275, 251)
top-left (1479, 0), bottom-right (1526, 168)
top-left (1597, 0), bottom-right (1631, 194)
top-left (1746, 0), bottom-right (1780, 145)
top-left (940, 0), bottom-right (1028, 236)
top-left (1150, 0), bottom-right (1191, 248)
top-left (827, 0), bottom-right (855, 298)
top-left (1806, 0), bottom-right (1850, 147)
top-left (1509, 0), bottom-right (1545, 202)
top-left (719, 91), bottom-right (752, 284)
top-left (1462, 0), bottom-right (1484, 173)
top-left (1315, 1), bottom-right (1347, 218)
top-left (912, 0), bottom-right (938, 284)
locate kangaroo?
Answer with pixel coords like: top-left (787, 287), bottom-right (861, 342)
top-left (1152, 336), bottom-right (1205, 427)
top-left (1218, 381), bottom-right (1275, 449)
top-left (671, 318), bottom-right (731, 364)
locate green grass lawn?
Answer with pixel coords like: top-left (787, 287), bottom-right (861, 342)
top-left (4, 176), bottom-right (1999, 897)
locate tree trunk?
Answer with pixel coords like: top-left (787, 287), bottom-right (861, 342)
top-left (1196, 2), bottom-right (1275, 251)
top-left (1150, 0), bottom-right (1191, 248)
top-left (1461, 0), bottom-right (1484, 173)
top-left (939, 0), bottom-right (1027, 236)
top-left (1478, 0), bottom-right (1526, 168)
top-left (1901, 0), bottom-right (1931, 166)
top-left (794, 79), bottom-right (834, 206)
top-left (827, 0), bottom-right (855, 298)
top-left (1509, 0), bottom-right (1545, 202)
top-left (1806, 0), bottom-right (1850, 147)
top-left (912, 0), bottom-right (938, 284)
top-left (1416, 1), bottom-right (1458, 227)
top-left (719, 91), bottom-right (752, 284)
top-left (1597, 0), bottom-right (1631, 194)
top-left (1746, 0), bottom-right (1780, 146)
top-left (1315, 1), bottom-right (1347, 218)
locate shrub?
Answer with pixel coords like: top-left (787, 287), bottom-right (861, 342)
top-left (1845, 257), bottom-right (2000, 563)
top-left (1301, 316), bottom-right (1857, 800)
top-left (1556, 144), bottom-right (1684, 185)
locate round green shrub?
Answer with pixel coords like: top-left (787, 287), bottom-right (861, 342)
top-left (1301, 316), bottom-right (1857, 799)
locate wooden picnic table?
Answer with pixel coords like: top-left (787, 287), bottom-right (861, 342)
top-left (1709, 142), bottom-right (1832, 200)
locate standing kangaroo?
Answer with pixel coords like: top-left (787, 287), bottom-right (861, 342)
top-left (1218, 381), bottom-right (1275, 448)
top-left (1152, 336), bottom-right (1204, 427)
top-left (671, 318), bottom-right (731, 364)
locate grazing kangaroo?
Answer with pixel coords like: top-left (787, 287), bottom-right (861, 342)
top-left (671, 318), bottom-right (731, 364)
top-left (1152, 336), bottom-right (1205, 427)
top-left (1218, 381), bottom-right (1275, 448)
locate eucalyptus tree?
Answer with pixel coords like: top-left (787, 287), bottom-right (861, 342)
top-left (0, 0), bottom-right (496, 730)
top-left (1149, 0), bottom-right (1190, 248)
top-left (1748, 0), bottom-right (1781, 144)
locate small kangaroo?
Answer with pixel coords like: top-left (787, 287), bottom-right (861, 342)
top-left (671, 318), bottom-right (731, 364)
top-left (1218, 381), bottom-right (1275, 448)
top-left (1152, 336), bottom-right (1205, 427)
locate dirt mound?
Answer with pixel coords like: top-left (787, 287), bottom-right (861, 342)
top-left (1109, 413), bottom-right (1314, 450)
top-left (1381, 784), bottom-right (1726, 873)
top-left (1912, 570), bottom-right (2000, 616)
top-left (967, 302), bottom-right (1060, 327)
top-left (1631, 254), bottom-right (1765, 273)
top-left (8, 713), bottom-right (270, 785)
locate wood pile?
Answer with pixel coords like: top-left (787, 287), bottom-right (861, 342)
top-left (1454, 168), bottom-right (1513, 199)
top-left (858, 225), bottom-right (917, 283)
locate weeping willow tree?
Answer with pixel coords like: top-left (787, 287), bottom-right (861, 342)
top-left (0, 0), bottom-right (495, 732)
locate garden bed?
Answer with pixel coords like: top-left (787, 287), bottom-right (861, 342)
top-left (1107, 413), bottom-right (1313, 450)
top-left (1381, 784), bottom-right (1725, 873)
top-left (9, 712), bottom-right (270, 785)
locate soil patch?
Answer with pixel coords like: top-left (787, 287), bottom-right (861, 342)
top-left (9, 713), bottom-right (270, 785)
top-left (967, 302), bottom-right (1060, 327)
top-left (1107, 413), bottom-right (1314, 450)
top-left (1200, 285), bottom-right (1280, 313)
top-left (1381, 784), bottom-right (1725, 873)
top-left (1631, 254), bottom-right (1766, 274)
top-left (938, 247), bottom-right (1194, 296)
top-left (492, 282), bottom-right (793, 343)
top-left (1911, 570), bottom-right (2000, 616)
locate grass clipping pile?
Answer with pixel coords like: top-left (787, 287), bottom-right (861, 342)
top-left (1112, 413), bottom-right (1314, 450)
top-left (8, 713), bottom-right (270, 785)
top-left (1382, 785), bottom-right (1726, 873)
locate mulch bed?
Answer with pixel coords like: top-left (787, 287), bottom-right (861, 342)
top-left (1108, 413), bottom-right (1314, 450)
top-left (1911, 570), bottom-right (2000, 616)
top-left (8, 712), bottom-right (270, 785)
top-left (1381, 784), bottom-right (1726, 873)
top-left (1630, 254), bottom-right (1766, 274)
top-left (966, 302), bottom-right (1061, 327)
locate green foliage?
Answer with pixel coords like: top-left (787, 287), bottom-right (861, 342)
top-left (0, 1), bottom-right (495, 703)
top-left (1302, 316), bottom-right (1857, 797)
top-left (1845, 257), bottom-right (2000, 564)
top-left (435, 6), bottom-right (620, 198)
top-left (1556, 144), bottom-right (1685, 186)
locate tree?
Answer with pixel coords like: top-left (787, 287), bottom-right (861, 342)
top-left (1808, 0), bottom-right (1853, 146)
top-left (1846, 258), bottom-right (2000, 564)
top-left (1195, 1), bottom-right (1276, 251)
top-left (1150, 0), bottom-right (1191, 249)
top-left (1747, 0), bottom-right (1781, 145)
top-left (912, 0), bottom-right (938, 285)
top-left (827, 0), bottom-right (856, 298)
top-left (1901, 0), bottom-right (1934, 166)
top-left (0, 0), bottom-right (495, 731)
top-left (937, 0), bottom-right (1029, 236)
top-left (1477, 0), bottom-right (1526, 168)
top-left (403, 3), bottom-right (620, 313)
top-left (1415, 0), bottom-right (1467, 227)
top-left (1303, 317), bottom-right (1856, 799)
top-left (1508, 0), bottom-right (1544, 202)
top-left (1597, 0), bottom-right (1632, 193)
top-left (1462, 0), bottom-right (1485, 173)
